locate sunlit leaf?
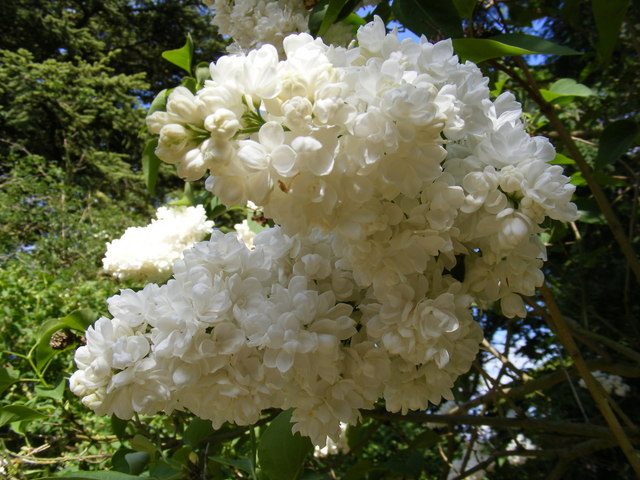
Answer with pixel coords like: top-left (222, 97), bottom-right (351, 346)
top-left (181, 76), bottom-right (197, 94)
top-left (491, 33), bottom-right (580, 56)
top-left (551, 153), bottom-right (575, 165)
top-left (318, 0), bottom-right (349, 37)
top-left (0, 405), bottom-right (47, 426)
top-left (540, 78), bottom-right (594, 103)
top-left (148, 89), bottom-right (169, 116)
top-left (161, 34), bottom-right (194, 75)
top-left (35, 379), bottom-right (65, 401)
top-left (195, 61), bottom-right (211, 87)
top-left (454, 34), bottom-right (579, 63)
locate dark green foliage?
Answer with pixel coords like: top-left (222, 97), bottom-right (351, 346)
top-left (0, 0), bottom-right (226, 101)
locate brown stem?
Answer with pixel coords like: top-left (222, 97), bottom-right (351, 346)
top-left (539, 284), bottom-right (640, 476)
top-left (361, 409), bottom-right (636, 441)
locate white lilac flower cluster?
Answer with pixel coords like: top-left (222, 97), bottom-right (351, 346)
top-left (102, 205), bottom-right (214, 282)
top-left (204, 0), bottom-right (360, 56)
top-left (205, 0), bottom-right (309, 54)
top-left (73, 18), bottom-right (578, 445)
top-left (579, 371), bottom-right (631, 397)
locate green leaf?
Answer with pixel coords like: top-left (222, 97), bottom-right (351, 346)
top-left (309, 0), bottom-right (329, 36)
top-left (148, 89), bottom-right (169, 116)
top-left (392, 0), bottom-right (463, 38)
top-left (111, 448), bottom-right (132, 473)
top-left (318, 0), bottom-right (349, 37)
top-left (210, 203), bottom-right (227, 219)
top-left (491, 33), bottom-right (580, 56)
top-left (35, 379), bottom-right (65, 401)
top-left (0, 367), bottom-right (18, 396)
top-left (453, 34), bottom-right (579, 63)
top-left (181, 76), bottom-right (197, 94)
top-left (570, 171), bottom-right (586, 186)
top-left (38, 472), bottom-right (147, 480)
top-left (452, 0), bottom-right (475, 19)
top-left (33, 310), bottom-right (94, 370)
top-left (195, 62), bottom-right (211, 88)
top-left (594, 119), bottom-right (638, 170)
top-left (125, 452), bottom-right (150, 476)
top-left (142, 138), bottom-right (160, 196)
top-left (161, 34), bottom-right (194, 75)
top-left (148, 458), bottom-right (183, 480)
top-left (258, 410), bottom-right (313, 480)
top-left (551, 153), bottom-right (575, 165)
top-left (130, 434), bottom-right (157, 456)
top-left (453, 38), bottom-right (531, 63)
top-left (183, 417), bottom-right (215, 447)
top-left (490, 75), bottom-right (508, 97)
top-left (60, 309), bottom-right (95, 332)
top-left (0, 405), bottom-right (47, 426)
top-left (540, 78), bottom-right (594, 103)
top-left (342, 12), bottom-right (366, 28)
top-left (246, 216), bottom-right (267, 235)
top-left (209, 456), bottom-right (253, 473)
top-left (592, 0), bottom-right (630, 63)
top-left (111, 415), bottom-right (129, 439)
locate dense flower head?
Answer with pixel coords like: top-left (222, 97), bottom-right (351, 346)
top-left (74, 17), bottom-right (578, 445)
top-left (102, 205), bottom-right (214, 282)
top-left (204, 0), bottom-right (363, 55)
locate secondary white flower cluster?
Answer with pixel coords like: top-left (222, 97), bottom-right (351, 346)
top-left (205, 0), bottom-right (309, 54)
top-left (74, 17), bottom-right (578, 445)
top-left (102, 205), bottom-right (214, 282)
top-left (579, 371), bottom-right (631, 397)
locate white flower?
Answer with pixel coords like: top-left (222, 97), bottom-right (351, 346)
top-left (206, 0), bottom-right (310, 56)
top-left (102, 205), bottom-right (214, 282)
